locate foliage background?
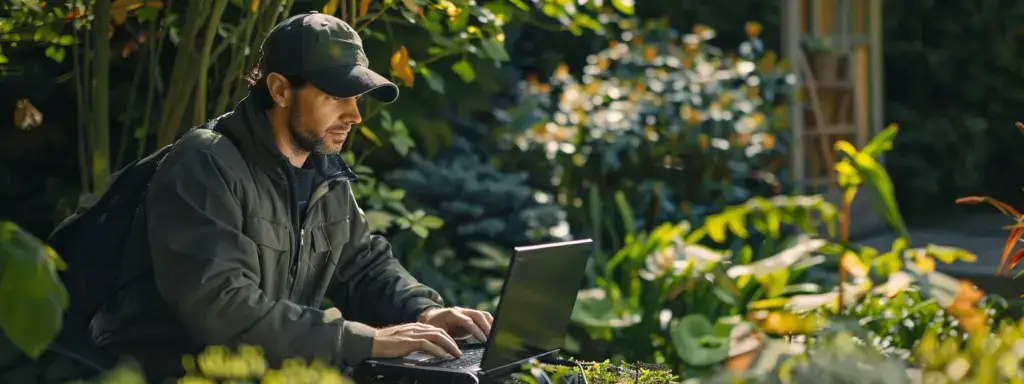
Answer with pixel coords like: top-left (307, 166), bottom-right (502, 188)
top-left (2, 0), bottom-right (1023, 383)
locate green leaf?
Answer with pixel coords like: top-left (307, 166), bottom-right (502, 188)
top-left (508, 0), bottom-right (531, 10)
top-left (572, 13), bottom-right (605, 34)
top-left (611, 0), bottom-right (635, 15)
top-left (726, 212), bottom-right (749, 239)
top-left (451, 60), bottom-right (476, 83)
top-left (467, 242), bottom-right (510, 270)
top-left (411, 225), bottom-right (429, 238)
top-left (0, 221), bottom-right (69, 359)
top-left (57, 35), bottom-right (74, 46)
top-left (670, 315), bottom-right (730, 366)
top-left (364, 210), bottom-right (395, 232)
top-left (44, 45), bottom-right (65, 63)
top-left (137, 5), bottom-right (161, 23)
top-left (836, 145), bottom-right (910, 239)
top-left (756, 268), bottom-right (790, 298)
top-left (419, 215), bottom-right (444, 229)
top-left (359, 126), bottom-right (382, 146)
top-left (0, 52), bottom-right (7, 64)
top-left (614, 191), bottom-right (635, 241)
top-left (478, 38), bottom-right (510, 61)
top-left (924, 244), bottom-right (977, 264)
top-left (860, 123), bottom-right (898, 158)
top-left (418, 67), bottom-right (445, 94)
top-left (570, 288), bottom-right (641, 328)
top-left (389, 121), bottom-right (416, 157)
top-left (704, 215), bottom-right (727, 243)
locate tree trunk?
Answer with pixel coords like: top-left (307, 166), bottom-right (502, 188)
top-left (90, 0), bottom-right (112, 194)
top-left (194, 0), bottom-right (231, 123)
top-left (155, 0), bottom-right (211, 147)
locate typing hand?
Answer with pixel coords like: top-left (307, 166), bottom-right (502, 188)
top-left (417, 307), bottom-right (494, 343)
top-left (370, 323), bottom-right (462, 359)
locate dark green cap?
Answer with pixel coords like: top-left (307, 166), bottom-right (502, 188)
top-left (259, 11), bottom-right (399, 103)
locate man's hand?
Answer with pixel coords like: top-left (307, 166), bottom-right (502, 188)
top-left (371, 323), bottom-right (462, 359)
top-left (417, 307), bottom-right (494, 342)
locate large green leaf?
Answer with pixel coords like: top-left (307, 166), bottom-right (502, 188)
top-left (0, 221), bottom-right (69, 359)
top-left (570, 288), bottom-right (641, 328)
top-left (669, 314), bottom-right (731, 366)
top-left (835, 142), bottom-right (910, 239)
top-left (726, 238), bottom-right (826, 278)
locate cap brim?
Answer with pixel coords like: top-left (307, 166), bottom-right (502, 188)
top-left (305, 65), bottom-right (400, 103)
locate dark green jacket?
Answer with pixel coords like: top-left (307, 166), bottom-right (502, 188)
top-left (91, 95), bottom-right (443, 380)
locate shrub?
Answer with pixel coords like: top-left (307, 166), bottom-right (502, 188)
top-left (498, 17), bottom-right (796, 238)
top-left (384, 135), bottom-right (568, 307)
top-left (565, 124), bottom-right (1007, 380)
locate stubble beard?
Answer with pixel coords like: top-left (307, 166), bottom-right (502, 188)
top-left (287, 103), bottom-right (339, 155)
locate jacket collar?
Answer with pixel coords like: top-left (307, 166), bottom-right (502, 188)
top-left (217, 94), bottom-right (358, 183)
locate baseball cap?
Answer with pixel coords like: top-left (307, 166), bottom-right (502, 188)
top-left (258, 11), bottom-right (399, 103)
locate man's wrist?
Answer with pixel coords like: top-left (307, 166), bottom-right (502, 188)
top-left (417, 305), bottom-right (443, 323)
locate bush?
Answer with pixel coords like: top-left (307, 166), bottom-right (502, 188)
top-left (563, 124), bottom-right (1010, 380)
top-left (498, 17), bottom-right (796, 239)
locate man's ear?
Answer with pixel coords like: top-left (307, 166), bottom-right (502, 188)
top-left (266, 72), bottom-right (291, 108)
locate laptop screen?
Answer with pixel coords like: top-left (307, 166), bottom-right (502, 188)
top-left (478, 239), bottom-right (593, 371)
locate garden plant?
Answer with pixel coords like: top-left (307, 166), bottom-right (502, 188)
top-left (1, 1), bottom-right (1021, 384)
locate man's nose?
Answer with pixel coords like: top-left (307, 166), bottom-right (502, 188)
top-left (344, 101), bottom-right (362, 125)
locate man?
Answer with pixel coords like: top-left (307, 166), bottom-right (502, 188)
top-left (91, 11), bottom-right (492, 381)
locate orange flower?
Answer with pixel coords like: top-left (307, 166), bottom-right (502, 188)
top-left (644, 46), bottom-right (657, 62)
top-left (745, 21), bottom-right (763, 38)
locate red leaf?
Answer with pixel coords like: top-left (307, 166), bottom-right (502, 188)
top-left (955, 195), bottom-right (1022, 219)
top-left (1008, 249), bottom-right (1024, 275)
top-left (1000, 225), bottom-right (1024, 276)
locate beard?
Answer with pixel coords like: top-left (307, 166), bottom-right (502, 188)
top-left (287, 103), bottom-right (339, 155)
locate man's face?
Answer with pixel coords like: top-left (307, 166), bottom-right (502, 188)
top-left (287, 83), bottom-right (362, 155)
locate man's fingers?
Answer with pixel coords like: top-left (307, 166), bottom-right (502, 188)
top-left (415, 338), bottom-right (450, 358)
top-left (456, 312), bottom-right (488, 341)
top-left (482, 310), bottom-right (494, 324)
top-left (419, 329), bottom-right (462, 357)
top-left (464, 310), bottom-right (492, 339)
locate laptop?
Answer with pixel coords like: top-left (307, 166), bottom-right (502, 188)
top-left (354, 239), bottom-right (593, 384)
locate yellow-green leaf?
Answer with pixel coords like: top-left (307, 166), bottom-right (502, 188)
top-left (925, 244), bottom-right (978, 264)
top-left (705, 215), bottom-right (727, 243)
top-left (726, 213), bottom-right (749, 239)
top-left (0, 221), bottom-right (70, 358)
top-left (748, 297), bottom-right (790, 310)
top-left (861, 123), bottom-right (899, 158)
top-left (846, 151), bottom-right (910, 238)
top-left (611, 0), bottom-right (635, 15)
top-left (451, 60), bottom-right (475, 83)
top-left (359, 125), bottom-right (382, 146)
top-left (322, 0), bottom-right (340, 15)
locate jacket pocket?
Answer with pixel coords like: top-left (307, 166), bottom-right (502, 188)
top-left (248, 216), bottom-right (290, 251)
top-left (316, 218), bottom-right (352, 263)
top-left (305, 219), bottom-right (350, 305)
top-left (246, 216), bottom-right (291, 298)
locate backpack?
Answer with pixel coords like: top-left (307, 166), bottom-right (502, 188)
top-left (47, 143), bottom-right (175, 328)
top-left (47, 123), bottom-right (238, 330)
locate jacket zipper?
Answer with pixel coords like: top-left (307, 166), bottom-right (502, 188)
top-left (283, 167), bottom-right (302, 295)
top-left (286, 171), bottom-right (356, 295)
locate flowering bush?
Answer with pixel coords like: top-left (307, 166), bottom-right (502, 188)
top-left (499, 17), bottom-right (797, 232)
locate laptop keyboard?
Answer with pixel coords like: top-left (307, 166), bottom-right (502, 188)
top-left (420, 347), bottom-right (484, 369)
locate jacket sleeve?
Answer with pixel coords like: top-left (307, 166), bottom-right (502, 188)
top-left (146, 146), bottom-right (377, 367)
top-left (326, 184), bottom-right (444, 327)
